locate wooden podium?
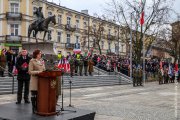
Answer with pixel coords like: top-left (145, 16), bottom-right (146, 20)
top-left (37, 70), bottom-right (61, 116)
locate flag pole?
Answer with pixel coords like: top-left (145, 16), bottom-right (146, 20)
top-left (130, 12), bottom-right (133, 81)
top-left (142, 0), bottom-right (146, 86)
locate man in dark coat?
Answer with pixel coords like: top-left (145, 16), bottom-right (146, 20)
top-left (16, 49), bottom-right (31, 104)
top-left (6, 49), bottom-right (15, 76)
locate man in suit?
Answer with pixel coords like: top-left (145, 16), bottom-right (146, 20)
top-left (16, 49), bottom-right (31, 104)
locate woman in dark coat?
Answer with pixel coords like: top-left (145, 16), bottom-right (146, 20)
top-left (0, 49), bottom-right (6, 77)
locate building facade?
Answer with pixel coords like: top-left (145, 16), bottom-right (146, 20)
top-left (0, 0), bottom-right (127, 56)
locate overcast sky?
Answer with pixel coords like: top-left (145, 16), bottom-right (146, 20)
top-left (48, 0), bottom-right (180, 20)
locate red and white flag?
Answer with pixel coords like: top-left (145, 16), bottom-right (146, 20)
top-left (175, 60), bottom-right (179, 72)
top-left (58, 58), bottom-right (70, 72)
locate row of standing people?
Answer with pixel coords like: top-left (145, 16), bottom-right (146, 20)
top-left (158, 65), bottom-right (180, 84)
top-left (0, 48), bottom-right (18, 77)
top-left (57, 52), bottom-right (94, 76)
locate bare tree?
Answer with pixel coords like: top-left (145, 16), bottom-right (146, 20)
top-left (157, 21), bottom-right (180, 63)
top-left (106, 0), bottom-right (173, 64)
top-left (81, 16), bottom-right (106, 55)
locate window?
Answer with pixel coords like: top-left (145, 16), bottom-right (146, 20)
top-left (10, 24), bottom-right (19, 36)
top-left (108, 29), bottom-right (111, 35)
top-left (67, 17), bottom-right (71, 25)
top-left (108, 42), bottom-right (111, 50)
top-left (93, 39), bottom-right (96, 47)
top-left (115, 30), bottom-right (117, 36)
top-left (58, 15), bottom-right (62, 24)
top-left (115, 44), bottom-right (119, 53)
top-left (48, 12), bottom-right (52, 17)
top-left (101, 41), bottom-right (104, 49)
top-left (83, 22), bottom-right (87, 29)
top-left (67, 34), bottom-right (71, 43)
top-left (57, 32), bottom-right (61, 42)
top-left (93, 24), bottom-right (96, 32)
top-left (76, 36), bottom-right (79, 43)
top-left (76, 20), bottom-right (79, 28)
top-left (10, 3), bottom-right (19, 13)
top-left (121, 44), bottom-right (124, 52)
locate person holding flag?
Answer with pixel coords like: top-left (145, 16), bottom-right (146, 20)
top-left (175, 60), bottom-right (179, 82)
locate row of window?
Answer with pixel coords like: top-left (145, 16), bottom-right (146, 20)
top-left (9, 23), bottom-right (114, 48)
top-left (8, 3), bottom-right (117, 35)
top-left (9, 24), bottom-right (123, 51)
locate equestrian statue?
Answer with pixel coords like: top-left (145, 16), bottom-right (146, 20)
top-left (28, 7), bottom-right (56, 42)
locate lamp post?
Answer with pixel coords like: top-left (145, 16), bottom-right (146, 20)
top-left (88, 16), bottom-right (90, 50)
top-left (130, 12), bottom-right (134, 81)
top-left (118, 26), bottom-right (120, 56)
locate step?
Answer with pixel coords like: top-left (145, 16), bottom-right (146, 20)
top-left (63, 83), bottom-right (129, 89)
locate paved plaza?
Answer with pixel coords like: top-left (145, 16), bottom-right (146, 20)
top-left (0, 82), bottom-right (180, 120)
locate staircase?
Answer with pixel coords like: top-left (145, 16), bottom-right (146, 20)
top-left (0, 74), bottom-right (132, 95)
top-left (94, 66), bottom-right (132, 82)
top-left (0, 77), bottom-right (16, 94)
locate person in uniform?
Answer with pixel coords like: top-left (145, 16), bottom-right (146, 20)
top-left (83, 56), bottom-right (88, 76)
top-left (164, 67), bottom-right (169, 84)
top-left (28, 49), bottom-right (45, 113)
top-left (57, 51), bottom-right (63, 64)
top-left (158, 68), bottom-right (163, 84)
top-left (139, 67), bottom-right (143, 86)
top-left (16, 49), bottom-right (31, 104)
top-left (69, 56), bottom-right (75, 77)
top-left (88, 57), bottom-right (94, 76)
top-left (75, 53), bottom-right (81, 75)
top-left (133, 67), bottom-right (137, 87)
top-left (79, 58), bottom-right (84, 76)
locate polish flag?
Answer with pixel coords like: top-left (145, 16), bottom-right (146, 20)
top-left (175, 60), bottom-right (179, 72)
top-left (160, 61), bottom-right (163, 69)
top-left (58, 58), bottom-right (70, 72)
top-left (140, 11), bottom-right (144, 25)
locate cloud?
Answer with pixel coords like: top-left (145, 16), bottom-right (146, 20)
top-left (49, 0), bottom-right (180, 18)
top-left (49, 0), bottom-right (110, 15)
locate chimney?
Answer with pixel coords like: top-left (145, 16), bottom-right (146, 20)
top-left (81, 10), bottom-right (89, 15)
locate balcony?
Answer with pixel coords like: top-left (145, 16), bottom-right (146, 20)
top-left (107, 34), bottom-right (116, 41)
top-left (56, 24), bottom-right (64, 29)
top-left (6, 12), bottom-right (22, 20)
top-left (75, 28), bottom-right (81, 33)
top-left (6, 35), bottom-right (22, 43)
top-left (65, 43), bottom-right (74, 49)
top-left (65, 24), bottom-right (76, 32)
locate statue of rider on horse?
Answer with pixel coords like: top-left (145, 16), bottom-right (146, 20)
top-left (33, 7), bottom-right (44, 29)
top-left (28, 7), bottom-right (56, 42)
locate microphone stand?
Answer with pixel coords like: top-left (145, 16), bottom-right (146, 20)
top-left (67, 75), bottom-right (75, 107)
top-left (57, 69), bottom-right (76, 115)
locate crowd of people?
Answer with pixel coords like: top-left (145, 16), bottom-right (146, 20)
top-left (0, 48), bottom-right (179, 113)
top-left (0, 48), bottom-right (18, 77)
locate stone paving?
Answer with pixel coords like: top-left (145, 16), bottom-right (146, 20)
top-left (0, 82), bottom-right (180, 120)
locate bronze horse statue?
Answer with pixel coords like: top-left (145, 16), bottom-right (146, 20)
top-left (28, 15), bottom-right (56, 42)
